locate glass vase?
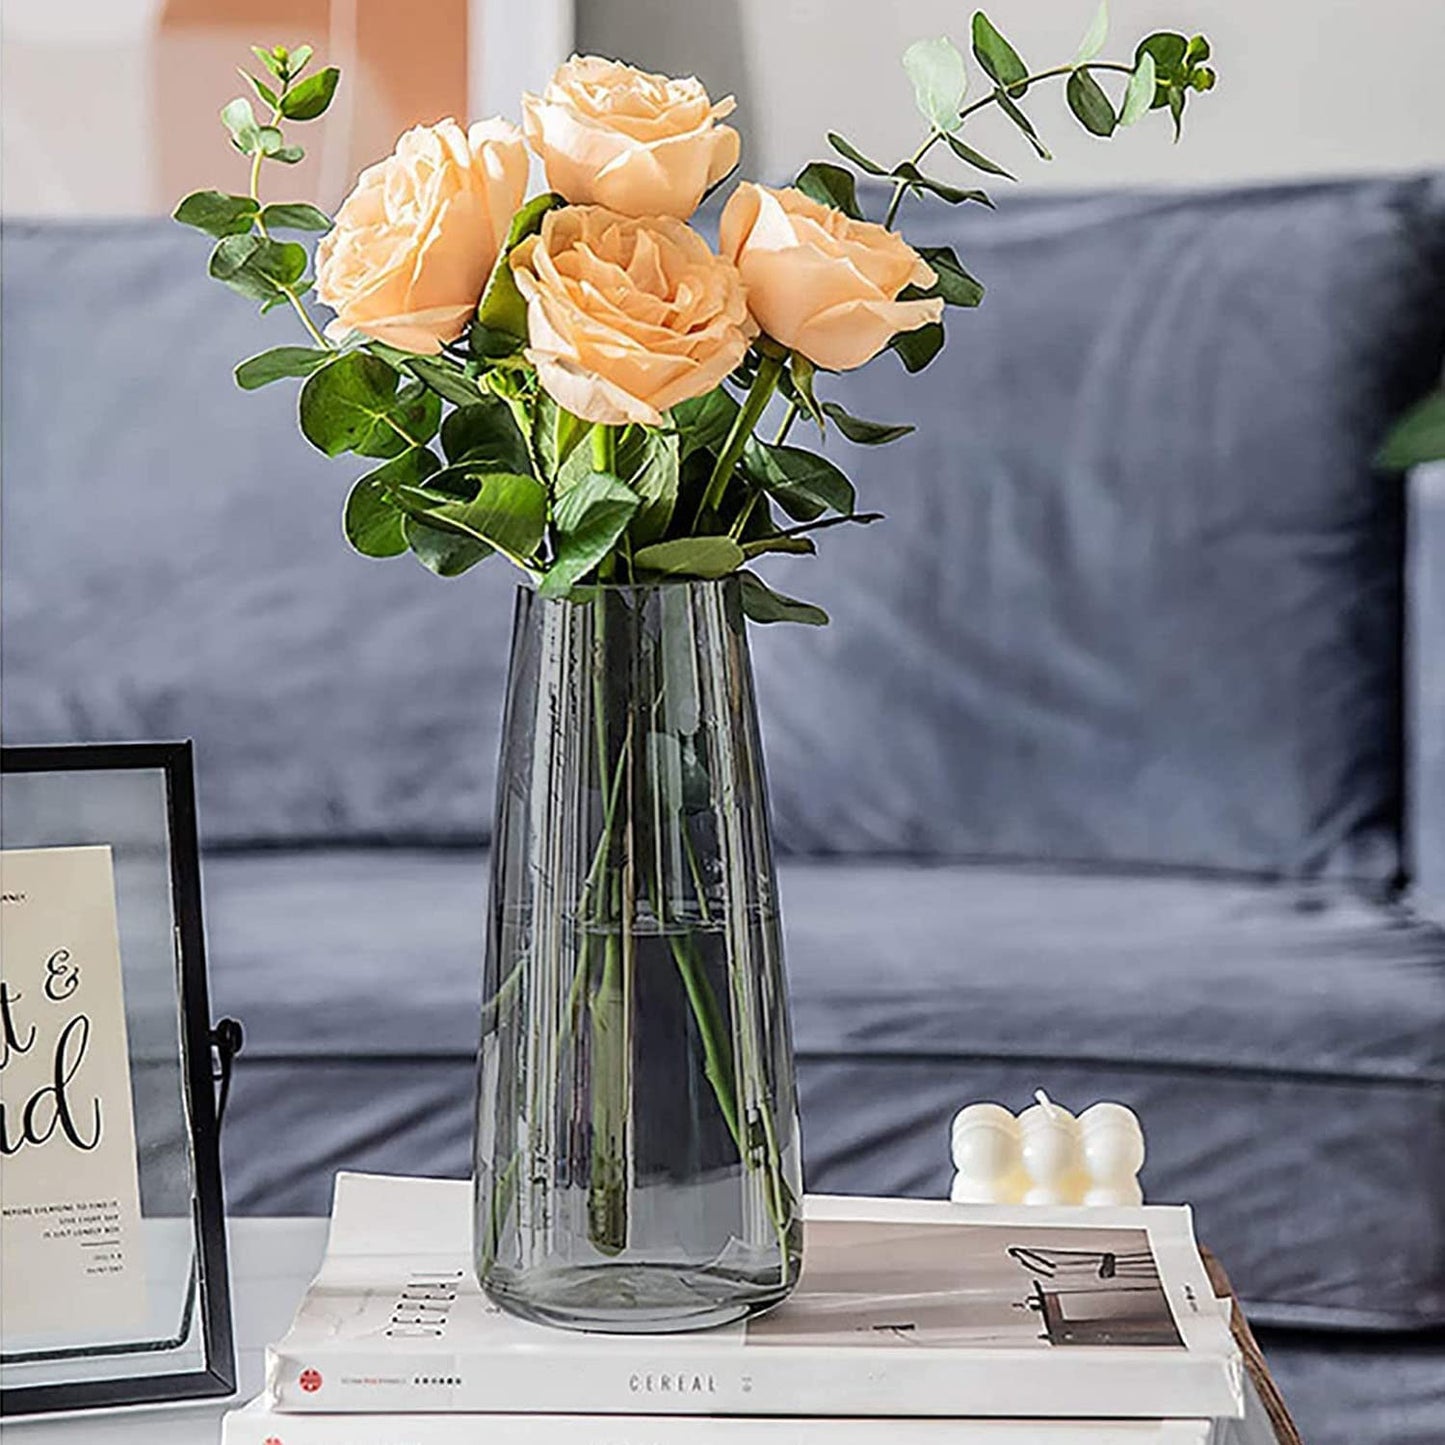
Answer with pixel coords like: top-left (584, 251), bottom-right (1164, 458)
top-left (473, 576), bottom-right (803, 1333)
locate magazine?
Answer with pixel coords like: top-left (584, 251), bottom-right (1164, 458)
top-left (226, 1393), bottom-right (1227, 1444)
top-left (265, 1174), bottom-right (1243, 1420)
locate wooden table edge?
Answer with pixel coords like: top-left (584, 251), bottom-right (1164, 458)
top-left (1202, 1248), bottom-right (1302, 1444)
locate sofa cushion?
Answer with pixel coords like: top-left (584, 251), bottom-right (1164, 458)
top-left (204, 848), bottom-right (1445, 1330)
top-left (749, 175), bottom-right (1445, 879)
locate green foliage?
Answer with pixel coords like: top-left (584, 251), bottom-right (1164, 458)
top-left (475, 193), bottom-right (563, 354)
top-left (404, 517), bottom-right (493, 577)
top-left (821, 403), bottom-right (914, 445)
top-left (620, 428), bottom-right (681, 545)
top-left (418, 472), bottom-right (548, 561)
top-left (208, 234), bottom-right (307, 304)
top-left (1067, 68), bottom-right (1116, 136)
top-left (174, 190), bottom-right (258, 237)
top-left (971, 13), bottom-right (1028, 92)
top-left (220, 97), bottom-right (261, 152)
top-left (1135, 31), bottom-right (1215, 138)
top-left (739, 572), bottom-right (829, 626)
top-left (889, 322), bottom-right (947, 373)
top-left (1378, 391), bottom-right (1445, 469)
top-left (942, 132), bottom-right (1015, 179)
top-left (235, 345), bottom-right (333, 390)
top-left (260, 202), bottom-right (332, 232)
top-left (280, 66), bottom-right (340, 121)
top-left (907, 244), bottom-right (985, 308)
top-left (995, 90), bottom-right (1052, 160)
top-left (541, 474), bottom-right (641, 597)
top-left (1119, 53), bottom-right (1157, 127)
top-left (440, 398), bottom-right (533, 475)
top-left (902, 37), bottom-right (968, 133)
top-left (827, 133), bottom-right (888, 175)
top-left (671, 390), bottom-right (740, 460)
top-left (1073, 0), bottom-right (1110, 65)
top-left (890, 163), bottom-right (991, 207)
top-left (794, 163), bottom-right (861, 219)
top-left (299, 353), bottom-right (415, 457)
top-left (633, 537), bottom-right (745, 579)
top-left (344, 475), bottom-right (410, 558)
top-left (743, 441), bottom-right (855, 521)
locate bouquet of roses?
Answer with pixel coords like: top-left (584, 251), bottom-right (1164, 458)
top-left (176, 9), bottom-right (1215, 623)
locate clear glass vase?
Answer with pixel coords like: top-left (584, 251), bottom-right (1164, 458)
top-left (474, 576), bottom-right (803, 1333)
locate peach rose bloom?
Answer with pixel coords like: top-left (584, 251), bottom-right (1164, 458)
top-left (315, 117), bottom-right (528, 354)
top-left (510, 206), bottom-right (754, 427)
top-left (719, 182), bottom-right (945, 371)
top-left (522, 56), bottom-right (740, 221)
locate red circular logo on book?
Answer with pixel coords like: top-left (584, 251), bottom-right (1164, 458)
top-left (299, 1368), bottom-right (323, 1393)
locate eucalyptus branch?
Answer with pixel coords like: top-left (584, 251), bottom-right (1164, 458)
top-left (774, 511), bottom-right (884, 539)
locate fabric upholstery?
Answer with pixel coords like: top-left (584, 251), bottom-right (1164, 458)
top-left (747, 176), bottom-right (1445, 878)
top-left (1411, 464), bottom-right (1445, 912)
top-left (7, 177), bottom-right (1445, 880)
top-left (204, 848), bottom-right (1445, 1333)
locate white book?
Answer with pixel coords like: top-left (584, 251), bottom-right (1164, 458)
top-left (265, 1174), bottom-right (1243, 1421)
top-left (224, 1394), bottom-right (1225, 1445)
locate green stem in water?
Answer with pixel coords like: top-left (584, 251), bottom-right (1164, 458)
top-left (701, 351), bottom-right (785, 519)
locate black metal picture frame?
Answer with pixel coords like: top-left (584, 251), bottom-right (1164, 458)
top-left (0, 741), bottom-right (237, 1416)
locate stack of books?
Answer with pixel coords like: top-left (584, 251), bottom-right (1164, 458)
top-left (224, 1174), bottom-right (1263, 1444)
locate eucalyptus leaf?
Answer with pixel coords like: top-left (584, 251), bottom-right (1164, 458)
top-left (739, 571), bottom-right (829, 626)
top-left (234, 345), bottom-right (333, 390)
top-left (256, 126), bottom-right (285, 155)
top-left (1067, 68), bottom-right (1116, 136)
top-left (219, 96), bottom-right (259, 150)
top-left (889, 321), bottom-right (946, 373)
top-left (971, 12), bottom-right (1029, 91)
top-left (440, 397), bottom-right (532, 474)
top-left (252, 46), bottom-right (287, 80)
top-left (238, 69), bottom-right (279, 108)
top-left (1377, 390), bottom-right (1445, 469)
top-left (298, 351), bottom-right (403, 457)
top-left (288, 44), bottom-right (314, 76)
top-left (632, 537), bottom-right (745, 579)
top-left (261, 202), bottom-right (332, 232)
top-left (173, 190), bottom-right (258, 238)
top-left (1119, 52), bottom-right (1157, 126)
top-left (540, 473), bottom-right (641, 597)
top-left (827, 132), bottom-right (888, 175)
top-left (344, 475), bottom-right (409, 558)
top-left (271, 145), bottom-right (306, 164)
top-left (891, 162), bottom-right (991, 206)
top-left (902, 36), bottom-right (968, 133)
top-left (1138, 31), bottom-right (1188, 81)
top-left (942, 132), bottom-right (1016, 179)
top-left (794, 162), bottom-right (861, 219)
top-left (1168, 85), bottom-right (1186, 139)
top-left (207, 234), bottom-right (306, 303)
top-left (404, 516), bottom-right (494, 577)
top-left (281, 66), bottom-right (340, 121)
top-left (821, 402), bottom-right (914, 445)
top-left (1073, 0), bottom-right (1109, 64)
top-left (995, 90), bottom-right (1052, 160)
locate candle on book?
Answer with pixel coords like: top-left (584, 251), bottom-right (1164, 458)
top-left (949, 1092), bottom-right (1145, 1206)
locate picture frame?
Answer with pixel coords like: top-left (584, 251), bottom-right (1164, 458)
top-left (0, 741), bottom-right (236, 1416)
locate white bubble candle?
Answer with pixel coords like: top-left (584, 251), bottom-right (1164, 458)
top-left (950, 1091), bottom-right (1145, 1207)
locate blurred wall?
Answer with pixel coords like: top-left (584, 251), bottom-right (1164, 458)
top-left (2, 0), bottom-right (468, 216)
top-left (576, 0), bottom-right (1445, 187)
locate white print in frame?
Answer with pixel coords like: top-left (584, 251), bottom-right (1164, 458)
top-left (0, 845), bottom-right (146, 1338)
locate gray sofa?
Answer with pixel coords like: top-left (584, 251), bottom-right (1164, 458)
top-left (5, 175), bottom-right (1444, 1443)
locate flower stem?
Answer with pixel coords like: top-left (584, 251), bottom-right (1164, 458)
top-left (592, 422), bottom-right (618, 474)
top-left (701, 350), bottom-right (784, 519)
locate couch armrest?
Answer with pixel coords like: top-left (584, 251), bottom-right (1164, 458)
top-left (1409, 463), bottom-right (1445, 917)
